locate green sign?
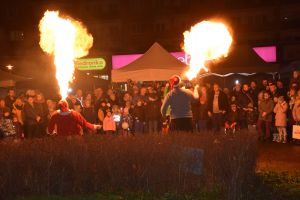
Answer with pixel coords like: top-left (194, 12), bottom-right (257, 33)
top-left (75, 58), bottom-right (106, 71)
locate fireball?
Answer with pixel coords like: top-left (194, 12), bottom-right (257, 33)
top-left (39, 11), bottom-right (93, 99)
top-left (183, 21), bottom-right (232, 80)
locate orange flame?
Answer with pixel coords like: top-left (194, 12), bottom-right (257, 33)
top-left (39, 11), bottom-right (93, 99)
top-left (183, 21), bottom-right (232, 80)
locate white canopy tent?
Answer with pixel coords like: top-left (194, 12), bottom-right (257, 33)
top-left (111, 42), bottom-right (188, 82)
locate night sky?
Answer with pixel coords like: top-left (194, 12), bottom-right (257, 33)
top-left (0, 0), bottom-right (299, 87)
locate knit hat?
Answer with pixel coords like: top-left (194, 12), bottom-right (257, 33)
top-left (169, 75), bottom-right (181, 89)
top-left (58, 100), bottom-right (69, 112)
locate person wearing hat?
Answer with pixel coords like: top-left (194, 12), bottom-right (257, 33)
top-left (161, 75), bottom-right (199, 132)
top-left (48, 100), bottom-right (101, 136)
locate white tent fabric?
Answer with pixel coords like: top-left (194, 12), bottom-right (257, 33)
top-left (112, 42), bottom-right (188, 82)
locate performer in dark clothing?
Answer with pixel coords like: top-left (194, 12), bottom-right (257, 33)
top-left (237, 84), bottom-right (254, 129)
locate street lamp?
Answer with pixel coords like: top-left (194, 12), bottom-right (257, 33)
top-left (6, 65), bottom-right (14, 71)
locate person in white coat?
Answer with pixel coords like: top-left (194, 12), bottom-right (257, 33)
top-left (273, 96), bottom-right (288, 143)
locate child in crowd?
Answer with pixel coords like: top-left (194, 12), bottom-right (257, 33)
top-left (103, 109), bottom-right (116, 134)
top-left (225, 103), bottom-right (240, 134)
top-left (119, 107), bottom-right (133, 135)
top-left (274, 96), bottom-right (288, 143)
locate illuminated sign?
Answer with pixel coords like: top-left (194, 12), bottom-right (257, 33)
top-left (253, 46), bottom-right (276, 62)
top-left (75, 58), bottom-right (106, 71)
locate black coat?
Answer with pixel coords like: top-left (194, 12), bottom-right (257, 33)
top-left (82, 107), bottom-right (97, 124)
top-left (198, 103), bottom-right (208, 120)
top-left (35, 102), bottom-right (48, 124)
top-left (4, 96), bottom-right (15, 111)
top-left (249, 88), bottom-right (259, 107)
top-left (226, 110), bottom-right (241, 124)
top-left (146, 100), bottom-right (161, 121)
top-left (132, 105), bottom-right (146, 122)
top-left (207, 91), bottom-right (229, 113)
top-left (23, 103), bottom-right (38, 125)
top-left (237, 92), bottom-right (254, 109)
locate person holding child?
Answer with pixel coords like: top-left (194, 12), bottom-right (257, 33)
top-left (103, 109), bottom-right (116, 134)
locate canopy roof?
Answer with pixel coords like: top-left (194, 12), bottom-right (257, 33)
top-left (112, 42), bottom-right (188, 82)
top-left (0, 69), bottom-right (31, 87)
top-left (112, 43), bottom-right (279, 82)
top-left (0, 69), bottom-right (30, 82)
top-left (210, 45), bottom-right (279, 74)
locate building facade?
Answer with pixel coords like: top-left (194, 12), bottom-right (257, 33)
top-left (1, 0), bottom-right (300, 78)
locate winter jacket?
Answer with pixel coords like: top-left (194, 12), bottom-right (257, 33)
top-left (191, 101), bottom-right (200, 121)
top-left (103, 116), bottom-right (116, 131)
top-left (0, 106), bottom-right (11, 119)
top-left (198, 103), bottom-right (208, 120)
top-left (48, 110), bottom-right (94, 136)
top-left (146, 100), bottom-right (161, 121)
top-left (273, 102), bottom-right (288, 127)
top-left (12, 104), bottom-right (24, 125)
top-left (82, 107), bottom-right (97, 124)
top-left (249, 88), bottom-right (259, 107)
top-left (258, 99), bottom-right (274, 122)
top-left (207, 91), bottom-right (229, 113)
top-left (23, 103), bottom-right (39, 125)
top-left (237, 91), bottom-right (253, 109)
top-left (226, 110), bottom-right (240, 124)
top-left (161, 88), bottom-right (196, 119)
top-left (292, 99), bottom-right (300, 122)
top-left (35, 102), bottom-right (48, 124)
top-left (132, 105), bottom-right (146, 122)
top-left (4, 96), bottom-right (15, 111)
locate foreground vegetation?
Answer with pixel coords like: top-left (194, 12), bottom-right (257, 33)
top-left (0, 132), bottom-right (284, 200)
top-left (15, 172), bottom-right (300, 200)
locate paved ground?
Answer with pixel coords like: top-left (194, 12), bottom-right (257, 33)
top-left (257, 142), bottom-right (300, 172)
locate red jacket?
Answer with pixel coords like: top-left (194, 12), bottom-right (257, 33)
top-left (48, 110), bottom-right (94, 136)
top-left (103, 116), bottom-right (116, 131)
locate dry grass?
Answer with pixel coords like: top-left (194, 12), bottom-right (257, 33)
top-left (0, 132), bottom-right (257, 200)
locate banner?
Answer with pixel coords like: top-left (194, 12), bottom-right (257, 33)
top-left (75, 58), bottom-right (106, 71)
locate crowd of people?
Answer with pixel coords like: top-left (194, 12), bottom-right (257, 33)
top-left (1, 70), bottom-right (300, 143)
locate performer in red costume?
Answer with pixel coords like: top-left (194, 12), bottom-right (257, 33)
top-left (48, 100), bottom-right (101, 136)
